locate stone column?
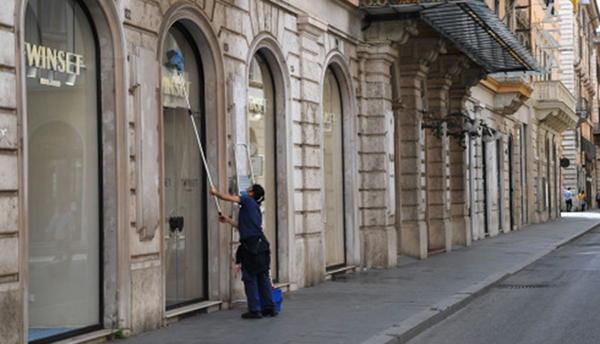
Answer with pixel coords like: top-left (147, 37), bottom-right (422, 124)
top-left (363, 20), bottom-right (419, 259)
top-left (448, 66), bottom-right (485, 246)
top-left (356, 44), bottom-right (398, 268)
top-left (398, 62), bottom-right (429, 259)
top-left (398, 38), bottom-right (445, 259)
top-left (296, 14), bottom-right (326, 287)
top-left (425, 76), bottom-right (452, 252)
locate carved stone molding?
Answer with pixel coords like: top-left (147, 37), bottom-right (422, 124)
top-left (297, 14), bottom-right (327, 38)
top-left (448, 67), bottom-right (486, 111)
top-left (429, 55), bottom-right (470, 81)
top-left (356, 44), bottom-right (398, 65)
top-left (364, 20), bottom-right (418, 46)
top-left (584, 76), bottom-right (596, 97)
top-left (400, 38), bottom-right (447, 67)
top-left (494, 93), bottom-right (528, 116)
top-left (453, 66), bottom-right (487, 92)
top-left (481, 77), bottom-right (533, 116)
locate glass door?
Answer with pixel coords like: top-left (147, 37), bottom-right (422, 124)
top-left (248, 54), bottom-right (278, 279)
top-left (162, 25), bottom-right (207, 308)
top-left (322, 68), bottom-right (346, 269)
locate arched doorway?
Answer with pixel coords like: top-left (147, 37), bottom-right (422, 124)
top-left (161, 24), bottom-right (208, 309)
top-left (247, 52), bottom-right (279, 279)
top-left (25, 0), bottom-right (102, 341)
top-left (322, 68), bottom-right (346, 270)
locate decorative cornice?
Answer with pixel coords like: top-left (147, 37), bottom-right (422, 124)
top-left (364, 20), bottom-right (418, 46)
top-left (496, 93), bottom-right (528, 116)
top-left (480, 77), bottom-right (533, 98)
top-left (429, 55), bottom-right (470, 81)
top-left (400, 38), bottom-right (447, 67)
top-left (480, 77), bottom-right (532, 116)
top-left (297, 14), bottom-right (327, 38)
top-left (356, 44), bottom-right (398, 64)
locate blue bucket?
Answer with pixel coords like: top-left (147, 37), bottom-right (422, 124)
top-left (259, 288), bottom-right (282, 312)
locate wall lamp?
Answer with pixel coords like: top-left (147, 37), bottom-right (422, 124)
top-left (422, 111), bottom-right (501, 148)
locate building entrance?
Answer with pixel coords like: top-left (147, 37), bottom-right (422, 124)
top-left (162, 24), bottom-right (208, 308)
top-left (323, 68), bottom-right (346, 269)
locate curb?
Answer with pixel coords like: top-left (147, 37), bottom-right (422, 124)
top-left (360, 222), bottom-right (600, 344)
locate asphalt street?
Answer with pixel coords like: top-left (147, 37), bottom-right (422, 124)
top-left (116, 212), bottom-right (600, 344)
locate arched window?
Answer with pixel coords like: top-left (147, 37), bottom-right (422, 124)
top-left (162, 24), bottom-right (208, 309)
top-left (26, 0), bottom-right (101, 340)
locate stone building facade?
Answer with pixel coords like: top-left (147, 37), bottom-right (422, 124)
top-left (0, 0), bottom-right (565, 343)
top-left (557, 0), bottom-right (600, 211)
top-left (2, 0), bottom-right (399, 342)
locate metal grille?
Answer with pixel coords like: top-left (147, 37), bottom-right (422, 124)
top-left (360, 0), bottom-right (545, 74)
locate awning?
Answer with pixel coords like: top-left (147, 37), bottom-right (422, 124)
top-left (360, 0), bottom-right (545, 74)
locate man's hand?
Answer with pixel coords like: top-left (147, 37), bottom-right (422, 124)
top-left (218, 215), bottom-right (238, 228)
top-left (210, 185), bottom-right (218, 196)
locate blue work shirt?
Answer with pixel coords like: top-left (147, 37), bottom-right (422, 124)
top-left (237, 194), bottom-right (263, 240)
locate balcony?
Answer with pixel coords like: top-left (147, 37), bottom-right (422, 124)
top-left (532, 80), bottom-right (578, 133)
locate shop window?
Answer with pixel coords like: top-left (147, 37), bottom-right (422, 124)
top-left (26, 0), bottom-right (101, 341)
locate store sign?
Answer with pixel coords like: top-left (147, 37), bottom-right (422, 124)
top-left (248, 96), bottom-right (266, 113)
top-left (24, 42), bottom-right (84, 87)
top-left (162, 73), bottom-right (191, 109)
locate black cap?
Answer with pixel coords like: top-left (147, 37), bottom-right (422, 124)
top-left (252, 184), bottom-right (265, 204)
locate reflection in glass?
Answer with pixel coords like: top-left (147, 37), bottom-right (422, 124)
top-left (248, 54), bottom-right (278, 280)
top-left (323, 69), bottom-right (346, 269)
top-left (26, 0), bottom-right (100, 340)
top-left (162, 25), bottom-right (207, 308)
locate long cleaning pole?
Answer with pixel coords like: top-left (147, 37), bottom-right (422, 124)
top-left (177, 70), bottom-right (222, 215)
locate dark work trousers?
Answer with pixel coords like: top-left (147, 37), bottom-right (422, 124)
top-left (242, 268), bottom-right (275, 311)
top-left (566, 199), bottom-right (572, 212)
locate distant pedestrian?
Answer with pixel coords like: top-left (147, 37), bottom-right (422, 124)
top-left (564, 187), bottom-right (573, 212)
top-left (210, 184), bottom-right (278, 319)
top-left (579, 190), bottom-right (586, 212)
top-left (596, 193), bottom-right (600, 208)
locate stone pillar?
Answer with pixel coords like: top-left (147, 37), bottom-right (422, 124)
top-left (356, 44), bottom-right (398, 268)
top-left (425, 76), bottom-right (452, 252)
top-left (0, 2), bottom-right (21, 342)
top-left (448, 66), bottom-right (485, 246)
top-left (127, 45), bottom-right (162, 333)
top-left (398, 38), bottom-right (446, 259)
top-left (296, 14), bottom-right (326, 287)
top-left (398, 63), bottom-right (429, 259)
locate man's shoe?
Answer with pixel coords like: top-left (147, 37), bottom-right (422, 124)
top-left (241, 311), bottom-right (263, 319)
top-left (261, 307), bottom-right (278, 317)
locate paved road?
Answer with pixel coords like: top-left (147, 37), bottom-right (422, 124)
top-left (407, 225), bottom-right (600, 344)
top-left (116, 212), bottom-right (600, 344)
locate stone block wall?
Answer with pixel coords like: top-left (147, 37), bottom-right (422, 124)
top-left (0, 1), bottom-right (21, 342)
top-left (2, 0), bottom-right (406, 340)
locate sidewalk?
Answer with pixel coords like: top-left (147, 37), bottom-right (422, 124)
top-left (118, 212), bottom-right (600, 344)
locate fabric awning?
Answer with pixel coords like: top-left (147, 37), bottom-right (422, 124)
top-left (360, 0), bottom-right (545, 74)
